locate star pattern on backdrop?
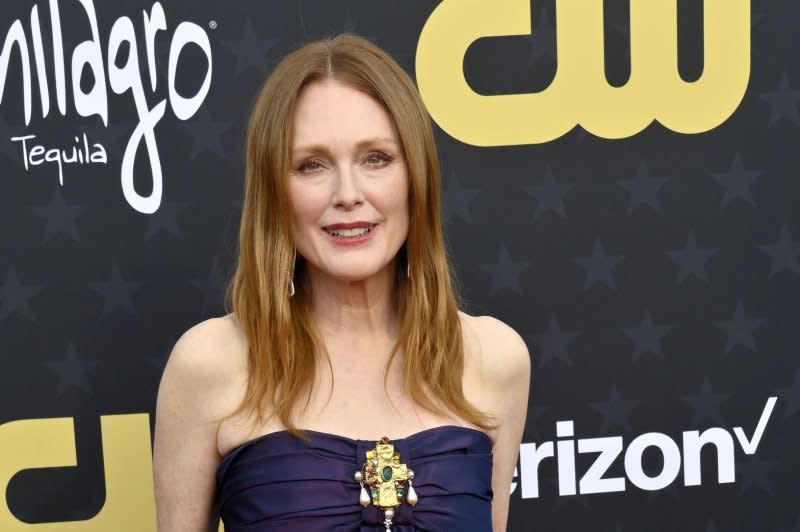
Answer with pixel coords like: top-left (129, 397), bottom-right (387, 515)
top-left (221, 20), bottom-right (280, 77)
top-left (530, 314), bottom-right (580, 367)
top-left (176, 107), bottom-right (233, 159)
top-left (523, 166), bottom-right (574, 219)
top-left (31, 187), bottom-right (88, 242)
top-left (90, 264), bottom-right (144, 317)
top-left (710, 153), bottom-right (763, 207)
top-left (441, 171), bottom-right (480, 224)
top-left (573, 238), bottom-right (624, 290)
top-left (0, 5), bottom-right (797, 528)
top-left (0, 267), bottom-right (43, 321)
top-left (621, 308), bottom-right (672, 360)
top-left (191, 257), bottom-right (228, 313)
top-left (759, 72), bottom-right (800, 127)
top-left (617, 161), bottom-right (669, 213)
top-left (478, 246), bottom-right (531, 297)
top-left (42, 343), bottom-right (101, 396)
top-left (759, 225), bottom-right (800, 277)
top-left (737, 455), bottom-right (779, 494)
top-left (681, 378), bottom-right (731, 426)
top-left (714, 302), bottom-right (766, 353)
top-left (145, 200), bottom-right (190, 239)
top-left (777, 369), bottom-right (800, 419)
top-left (590, 384), bottom-right (640, 433)
top-left (666, 231), bottom-right (718, 285)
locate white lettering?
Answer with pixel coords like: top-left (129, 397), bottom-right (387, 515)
top-left (11, 132), bottom-right (107, 184)
top-left (120, 100), bottom-right (167, 213)
top-left (71, 0), bottom-right (108, 123)
top-left (519, 441), bottom-right (554, 499)
top-left (30, 5), bottom-right (49, 117)
top-left (682, 427), bottom-right (735, 486)
top-left (733, 396), bottom-right (777, 454)
top-left (0, 20), bottom-right (31, 124)
top-left (11, 135), bottom-right (35, 169)
top-left (143, 3), bottom-right (166, 92)
top-left (555, 421), bottom-right (576, 496)
top-left (29, 144), bottom-right (45, 165)
top-left (49, 0), bottom-right (66, 115)
top-left (168, 21), bottom-right (212, 120)
top-left (578, 436), bottom-right (625, 494)
top-left (516, 397), bottom-right (775, 498)
top-left (624, 432), bottom-right (682, 491)
top-left (2, 0), bottom-right (213, 212)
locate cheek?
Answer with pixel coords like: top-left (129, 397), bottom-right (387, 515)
top-left (289, 183), bottom-right (327, 231)
top-left (383, 174), bottom-right (410, 232)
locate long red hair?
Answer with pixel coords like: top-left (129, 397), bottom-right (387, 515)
top-left (226, 34), bottom-right (494, 438)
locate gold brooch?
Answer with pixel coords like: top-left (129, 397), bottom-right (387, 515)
top-left (353, 436), bottom-right (418, 531)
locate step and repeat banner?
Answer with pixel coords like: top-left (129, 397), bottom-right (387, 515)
top-left (1, 1), bottom-right (797, 531)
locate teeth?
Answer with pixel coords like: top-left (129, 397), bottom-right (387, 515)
top-left (329, 226), bottom-right (372, 237)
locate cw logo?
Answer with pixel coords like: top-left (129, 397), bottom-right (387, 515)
top-left (0, 415), bottom-right (225, 532)
top-left (415, 0), bottom-right (750, 145)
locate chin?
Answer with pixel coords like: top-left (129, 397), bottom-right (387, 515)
top-left (322, 260), bottom-right (394, 282)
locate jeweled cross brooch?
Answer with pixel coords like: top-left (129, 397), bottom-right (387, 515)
top-left (354, 437), bottom-right (418, 531)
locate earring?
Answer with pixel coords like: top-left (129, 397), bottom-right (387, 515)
top-left (406, 262), bottom-right (411, 279)
top-left (288, 249), bottom-right (297, 297)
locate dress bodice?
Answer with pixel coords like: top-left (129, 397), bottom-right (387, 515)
top-left (215, 425), bottom-right (493, 531)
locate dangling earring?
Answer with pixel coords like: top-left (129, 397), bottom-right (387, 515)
top-left (288, 249), bottom-right (296, 297)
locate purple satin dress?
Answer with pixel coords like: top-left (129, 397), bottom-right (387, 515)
top-left (215, 425), bottom-right (493, 531)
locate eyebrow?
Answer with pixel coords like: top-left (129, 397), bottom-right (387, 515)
top-left (292, 137), bottom-right (400, 157)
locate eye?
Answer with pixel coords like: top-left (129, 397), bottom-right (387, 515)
top-left (364, 151), bottom-right (393, 167)
top-left (295, 159), bottom-right (324, 174)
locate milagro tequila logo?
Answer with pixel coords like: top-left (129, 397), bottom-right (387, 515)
top-left (511, 396), bottom-right (777, 497)
top-left (1, 0), bottom-right (213, 214)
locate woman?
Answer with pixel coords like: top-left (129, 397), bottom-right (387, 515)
top-left (154, 34), bottom-right (530, 532)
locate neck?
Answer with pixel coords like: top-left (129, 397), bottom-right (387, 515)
top-left (305, 261), bottom-right (399, 341)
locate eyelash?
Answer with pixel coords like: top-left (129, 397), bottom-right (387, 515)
top-left (294, 151), bottom-right (395, 174)
top-left (364, 151), bottom-right (394, 166)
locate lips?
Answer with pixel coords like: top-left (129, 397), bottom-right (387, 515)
top-left (322, 222), bottom-right (377, 238)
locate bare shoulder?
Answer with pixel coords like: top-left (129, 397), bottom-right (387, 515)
top-left (166, 314), bottom-right (247, 378)
top-left (459, 312), bottom-right (530, 531)
top-left (154, 315), bottom-right (248, 530)
top-left (159, 314), bottom-right (248, 421)
top-left (459, 311), bottom-right (531, 387)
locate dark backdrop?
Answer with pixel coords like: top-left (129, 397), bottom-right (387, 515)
top-left (0, 1), bottom-right (797, 531)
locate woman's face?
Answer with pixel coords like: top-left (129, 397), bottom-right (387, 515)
top-left (288, 79), bottom-right (410, 283)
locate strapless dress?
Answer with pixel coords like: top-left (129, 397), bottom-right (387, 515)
top-left (215, 425), bottom-right (493, 531)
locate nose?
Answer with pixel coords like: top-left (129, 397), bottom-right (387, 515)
top-left (332, 164), bottom-right (364, 210)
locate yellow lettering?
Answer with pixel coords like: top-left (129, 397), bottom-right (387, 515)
top-left (0, 414), bottom-right (155, 531)
top-left (415, 0), bottom-right (750, 145)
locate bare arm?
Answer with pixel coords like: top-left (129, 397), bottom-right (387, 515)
top-left (153, 317), bottom-right (246, 532)
top-left (468, 316), bottom-right (531, 532)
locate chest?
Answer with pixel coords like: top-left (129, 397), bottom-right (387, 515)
top-left (217, 340), bottom-right (490, 456)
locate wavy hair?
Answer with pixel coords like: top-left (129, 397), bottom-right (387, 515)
top-left (226, 34), bottom-right (494, 438)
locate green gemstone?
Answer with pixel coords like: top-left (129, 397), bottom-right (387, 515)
top-left (382, 466), bottom-right (393, 481)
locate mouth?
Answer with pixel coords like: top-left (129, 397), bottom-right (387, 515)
top-left (322, 223), bottom-right (377, 238)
